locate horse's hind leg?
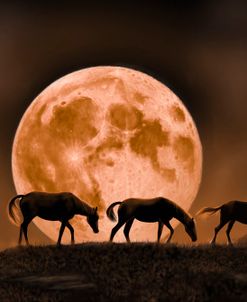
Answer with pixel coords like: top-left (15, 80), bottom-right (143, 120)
top-left (110, 221), bottom-right (126, 242)
top-left (18, 225), bottom-right (23, 245)
top-left (123, 218), bottom-right (134, 243)
top-left (21, 218), bottom-right (32, 246)
top-left (66, 222), bottom-right (75, 244)
top-left (226, 220), bottom-right (235, 245)
top-left (163, 221), bottom-right (174, 243)
top-left (110, 213), bottom-right (128, 242)
top-left (157, 221), bottom-right (164, 243)
top-left (110, 207), bottom-right (129, 242)
top-left (210, 216), bottom-right (228, 245)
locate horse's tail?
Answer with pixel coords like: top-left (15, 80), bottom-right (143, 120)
top-left (196, 205), bottom-right (222, 218)
top-left (8, 194), bottom-right (24, 226)
top-left (106, 201), bottom-right (122, 222)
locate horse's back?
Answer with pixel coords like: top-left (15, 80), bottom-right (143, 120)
top-left (123, 196), bottom-right (175, 207)
top-left (223, 200), bottom-right (247, 223)
top-left (120, 197), bottom-right (176, 222)
top-left (223, 200), bottom-right (247, 210)
top-left (20, 191), bottom-right (76, 219)
top-left (233, 200), bottom-right (247, 207)
top-left (23, 191), bottom-right (75, 204)
top-left (25, 191), bottom-right (75, 200)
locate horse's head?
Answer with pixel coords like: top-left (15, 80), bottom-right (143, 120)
top-left (185, 218), bottom-right (197, 242)
top-left (87, 207), bottom-right (99, 233)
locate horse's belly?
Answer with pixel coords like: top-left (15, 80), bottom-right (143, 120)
top-left (235, 216), bottom-right (247, 224)
top-left (136, 217), bottom-right (158, 223)
top-left (37, 210), bottom-right (74, 221)
top-left (135, 211), bottom-right (160, 223)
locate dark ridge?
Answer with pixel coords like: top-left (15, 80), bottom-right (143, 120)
top-left (0, 243), bottom-right (246, 302)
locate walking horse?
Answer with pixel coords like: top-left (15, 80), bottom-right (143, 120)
top-left (106, 197), bottom-right (197, 243)
top-left (8, 191), bottom-right (99, 245)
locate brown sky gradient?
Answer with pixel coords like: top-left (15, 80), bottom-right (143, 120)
top-left (1, 1), bottom-right (247, 249)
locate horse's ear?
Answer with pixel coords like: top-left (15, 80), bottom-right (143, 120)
top-left (95, 207), bottom-right (98, 212)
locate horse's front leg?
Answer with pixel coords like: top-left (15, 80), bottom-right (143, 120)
top-left (66, 222), bottom-right (75, 244)
top-left (163, 221), bottom-right (174, 243)
top-left (57, 221), bottom-right (66, 246)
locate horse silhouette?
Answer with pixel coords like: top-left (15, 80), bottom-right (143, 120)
top-left (106, 197), bottom-right (197, 243)
top-left (197, 200), bottom-right (247, 245)
top-left (8, 191), bottom-right (99, 245)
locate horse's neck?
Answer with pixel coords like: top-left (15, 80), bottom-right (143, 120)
top-left (174, 206), bottom-right (191, 226)
top-left (75, 198), bottom-right (93, 216)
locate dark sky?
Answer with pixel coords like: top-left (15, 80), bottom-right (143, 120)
top-left (1, 1), bottom-right (247, 249)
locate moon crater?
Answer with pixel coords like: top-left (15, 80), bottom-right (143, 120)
top-left (107, 103), bottom-right (144, 131)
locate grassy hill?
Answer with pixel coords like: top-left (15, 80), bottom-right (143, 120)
top-left (0, 243), bottom-right (246, 301)
top-left (238, 234), bottom-right (247, 245)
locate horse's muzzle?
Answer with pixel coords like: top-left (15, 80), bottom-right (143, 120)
top-left (94, 229), bottom-right (99, 233)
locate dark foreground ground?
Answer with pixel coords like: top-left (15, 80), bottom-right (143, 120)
top-left (0, 243), bottom-right (246, 302)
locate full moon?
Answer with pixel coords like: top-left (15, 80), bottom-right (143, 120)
top-left (12, 66), bottom-right (202, 243)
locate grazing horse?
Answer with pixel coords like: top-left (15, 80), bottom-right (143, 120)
top-left (106, 197), bottom-right (197, 243)
top-left (197, 200), bottom-right (247, 245)
top-left (8, 191), bottom-right (99, 246)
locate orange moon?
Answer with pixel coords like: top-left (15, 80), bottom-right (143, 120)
top-left (12, 66), bottom-right (202, 243)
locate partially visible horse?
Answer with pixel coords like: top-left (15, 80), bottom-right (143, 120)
top-left (8, 191), bottom-right (99, 246)
top-left (197, 200), bottom-right (247, 245)
top-left (106, 197), bottom-right (197, 243)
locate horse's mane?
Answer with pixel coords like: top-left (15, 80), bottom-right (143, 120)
top-left (172, 200), bottom-right (192, 222)
top-left (74, 196), bottom-right (94, 214)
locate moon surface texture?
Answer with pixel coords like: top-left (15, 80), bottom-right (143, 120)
top-left (12, 66), bottom-right (202, 243)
